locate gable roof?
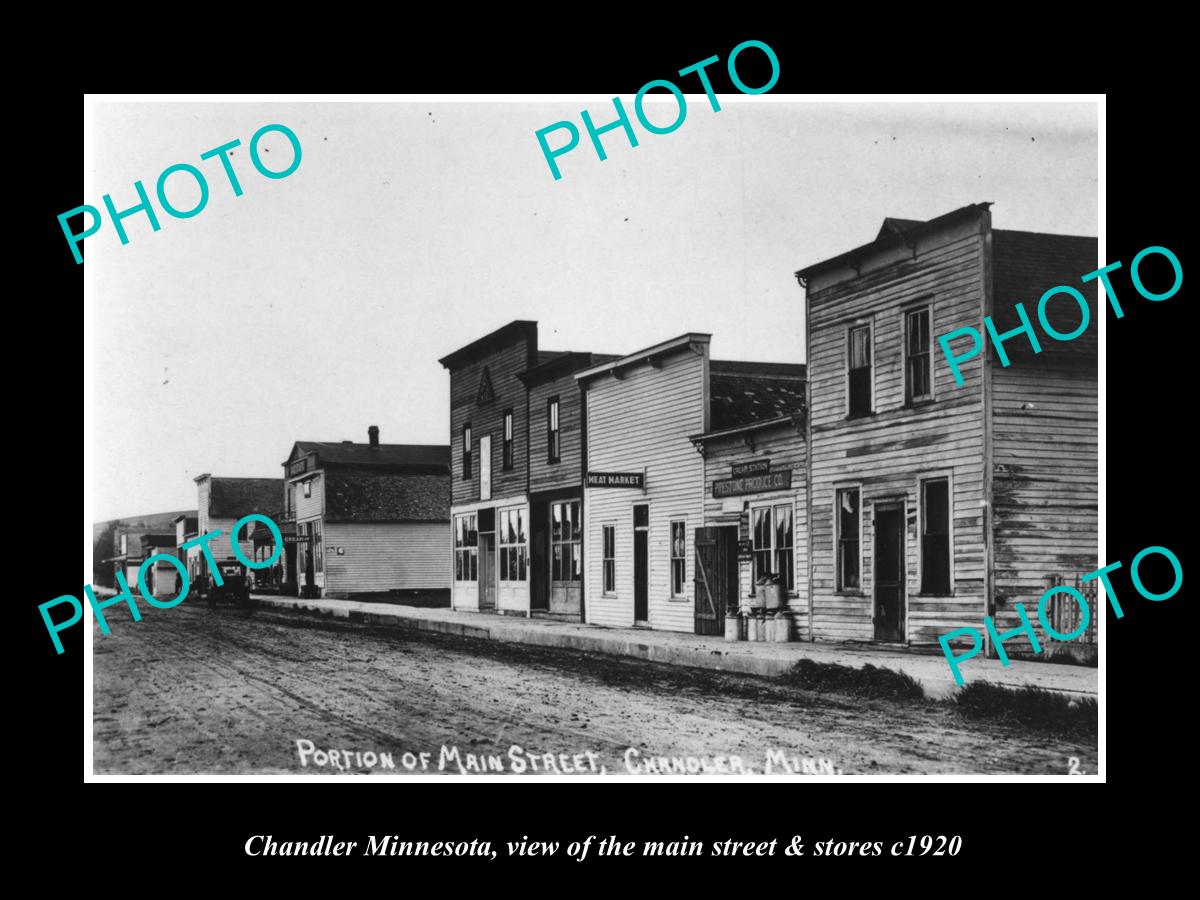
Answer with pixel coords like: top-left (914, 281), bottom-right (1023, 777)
top-left (207, 477), bottom-right (284, 519)
top-left (324, 469), bottom-right (450, 523)
top-left (290, 442), bottom-right (449, 472)
top-left (708, 361), bottom-right (807, 432)
top-left (795, 202), bottom-right (992, 281)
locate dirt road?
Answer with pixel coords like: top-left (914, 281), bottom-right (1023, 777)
top-left (92, 605), bottom-right (1097, 775)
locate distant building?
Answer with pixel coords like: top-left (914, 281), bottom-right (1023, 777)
top-left (281, 427), bottom-right (450, 600)
top-left (189, 475), bottom-right (283, 583)
top-left (139, 533), bottom-right (179, 600)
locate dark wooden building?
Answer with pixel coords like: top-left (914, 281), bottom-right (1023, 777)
top-left (795, 202), bottom-right (1097, 653)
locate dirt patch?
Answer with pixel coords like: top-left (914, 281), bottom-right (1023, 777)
top-left (92, 604), bottom-right (1098, 776)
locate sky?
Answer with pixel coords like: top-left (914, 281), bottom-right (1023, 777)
top-left (89, 98), bottom-right (1098, 522)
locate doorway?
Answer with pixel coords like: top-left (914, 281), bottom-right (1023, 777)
top-left (694, 526), bottom-right (737, 636)
top-left (479, 533), bottom-right (496, 610)
top-left (633, 504), bottom-right (649, 624)
top-left (873, 502), bottom-right (906, 642)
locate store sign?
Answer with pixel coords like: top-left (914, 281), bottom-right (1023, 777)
top-left (731, 459), bottom-right (770, 478)
top-left (587, 471), bottom-right (644, 489)
top-left (713, 469), bottom-right (792, 498)
top-left (283, 534), bottom-right (310, 545)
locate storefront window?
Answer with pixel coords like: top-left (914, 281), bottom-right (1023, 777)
top-left (551, 501), bottom-right (581, 582)
top-left (751, 504), bottom-right (794, 592)
top-left (499, 507), bottom-right (528, 582)
top-left (454, 514), bottom-right (478, 582)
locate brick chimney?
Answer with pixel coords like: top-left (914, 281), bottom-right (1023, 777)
top-left (368, 425), bottom-right (380, 448)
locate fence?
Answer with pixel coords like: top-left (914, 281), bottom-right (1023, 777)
top-left (1043, 573), bottom-right (1098, 644)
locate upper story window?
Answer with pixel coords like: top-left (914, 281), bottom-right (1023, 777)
top-left (502, 409), bottom-right (514, 470)
top-left (548, 396), bottom-right (561, 463)
top-left (906, 305), bottom-right (933, 403)
top-left (847, 323), bottom-right (873, 417)
top-left (462, 422), bottom-right (472, 480)
top-left (303, 480), bottom-right (312, 499)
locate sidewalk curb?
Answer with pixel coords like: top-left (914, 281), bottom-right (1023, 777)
top-left (253, 595), bottom-right (1098, 701)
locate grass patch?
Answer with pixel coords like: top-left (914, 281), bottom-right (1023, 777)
top-left (778, 659), bottom-right (926, 701)
top-left (948, 682), bottom-right (1096, 738)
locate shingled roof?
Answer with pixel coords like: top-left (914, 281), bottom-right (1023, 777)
top-left (291, 442), bottom-right (448, 472)
top-left (324, 470), bottom-right (449, 523)
top-left (992, 229), bottom-right (1098, 361)
top-left (208, 477), bottom-right (284, 519)
top-left (708, 361), bottom-right (807, 432)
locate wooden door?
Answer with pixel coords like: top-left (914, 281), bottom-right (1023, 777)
top-left (550, 500), bottom-right (582, 616)
top-left (873, 504), bottom-right (905, 642)
top-left (633, 504), bottom-right (649, 623)
top-left (694, 526), bottom-right (737, 635)
top-left (479, 533), bottom-right (496, 610)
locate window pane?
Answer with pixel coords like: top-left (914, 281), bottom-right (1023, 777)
top-left (922, 479), bottom-right (951, 594)
top-left (518, 509), bottom-right (527, 544)
top-left (849, 367), bottom-right (872, 416)
top-left (603, 559), bottom-right (614, 593)
top-left (455, 553), bottom-right (463, 581)
top-left (777, 549), bottom-right (794, 591)
top-left (552, 545), bottom-right (562, 581)
top-left (469, 550), bottom-right (477, 582)
top-left (753, 507), bottom-right (770, 550)
top-left (518, 547), bottom-right (527, 581)
top-left (754, 549), bottom-right (772, 583)
top-left (571, 544), bottom-right (581, 580)
top-left (775, 505), bottom-right (793, 550)
top-left (849, 325), bottom-right (870, 368)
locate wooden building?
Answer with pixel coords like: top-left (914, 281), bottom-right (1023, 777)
top-left (139, 533), bottom-right (179, 600)
top-left (519, 350), bottom-right (618, 620)
top-left (689, 362), bottom-right (808, 637)
top-left (794, 203), bottom-right (1097, 654)
top-left (172, 513), bottom-right (198, 582)
top-left (578, 334), bottom-right (712, 633)
top-left (280, 428), bottom-right (450, 600)
top-left (190, 475), bottom-right (283, 582)
top-left (439, 322), bottom-right (539, 615)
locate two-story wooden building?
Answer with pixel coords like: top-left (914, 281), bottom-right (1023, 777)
top-left (190, 475), bottom-right (283, 582)
top-left (518, 350), bottom-right (618, 620)
top-left (794, 202), bottom-right (1097, 653)
top-left (281, 428), bottom-right (450, 600)
top-left (689, 362), bottom-right (809, 637)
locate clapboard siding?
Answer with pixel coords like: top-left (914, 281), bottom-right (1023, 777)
top-left (193, 516), bottom-right (257, 565)
top-left (528, 373), bottom-right (584, 492)
top-left (990, 358), bottom-right (1098, 646)
top-left (322, 522), bottom-right (451, 593)
top-left (702, 425), bottom-right (809, 639)
top-left (450, 336), bottom-right (535, 505)
top-left (294, 473), bottom-right (324, 521)
top-left (806, 213), bottom-right (989, 644)
top-left (585, 345), bottom-right (707, 633)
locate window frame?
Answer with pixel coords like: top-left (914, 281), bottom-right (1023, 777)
top-left (904, 301), bottom-right (935, 405)
top-left (462, 422), bottom-right (472, 480)
top-left (834, 484), bottom-right (863, 594)
top-left (550, 500), bottom-right (581, 583)
top-left (601, 523), bottom-right (617, 597)
top-left (547, 396), bottom-right (561, 463)
top-left (750, 500), bottom-right (796, 594)
top-left (502, 409), bottom-right (514, 471)
top-left (302, 480), bottom-right (312, 499)
top-left (669, 519), bottom-right (687, 598)
top-left (845, 319), bottom-right (875, 418)
top-left (453, 513), bottom-right (478, 583)
top-left (917, 472), bottom-right (955, 597)
top-left (498, 505), bottom-right (529, 584)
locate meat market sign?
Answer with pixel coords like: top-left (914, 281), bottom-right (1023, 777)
top-left (712, 468), bottom-right (792, 498)
top-left (587, 471), bottom-right (644, 488)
